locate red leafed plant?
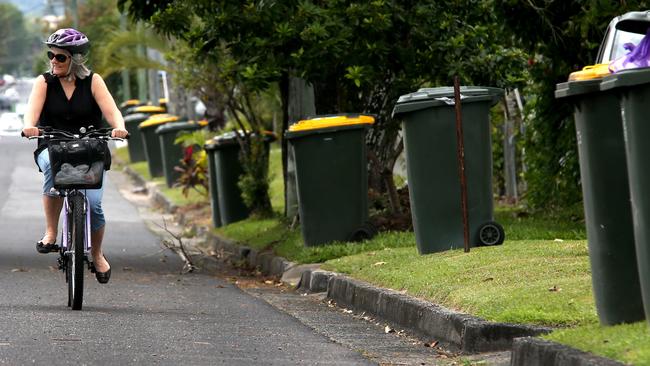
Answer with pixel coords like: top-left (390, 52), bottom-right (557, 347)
top-left (174, 142), bottom-right (209, 198)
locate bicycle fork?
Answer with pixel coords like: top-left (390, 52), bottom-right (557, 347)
top-left (57, 192), bottom-right (93, 272)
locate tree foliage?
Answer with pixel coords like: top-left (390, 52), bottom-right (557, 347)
top-left (495, 0), bottom-right (649, 211)
top-left (120, 0), bottom-right (527, 217)
top-left (0, 3), bottom-right (39, 75)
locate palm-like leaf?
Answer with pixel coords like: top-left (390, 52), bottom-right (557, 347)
top-left (94, 27), bottom-right (171, 77)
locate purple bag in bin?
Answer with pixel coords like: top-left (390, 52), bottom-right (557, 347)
top-left (610, 28), bottom-right (650, 72)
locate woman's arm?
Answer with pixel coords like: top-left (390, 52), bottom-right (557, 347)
top-left (91, 73), bottom-right (128, 138)
top-left (21, 75), bottom-right (47, 137)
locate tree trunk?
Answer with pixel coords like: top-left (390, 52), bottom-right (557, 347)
top-left (502, 90), bottom-right (520, 203)
top-left (279, 72), bottom-right (290, 217)
top-left (284, 73), bottom-right (316, 218)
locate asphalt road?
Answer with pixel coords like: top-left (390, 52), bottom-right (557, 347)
top-left (0, 136), bottom-right (374, 365)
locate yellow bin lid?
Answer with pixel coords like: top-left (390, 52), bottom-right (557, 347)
top-left (134, 105), bottom-right (166, 113)
top-left (568, 63), bottom-right (611, 81)
top-left (186, 119), bottom-right (209, 127)
top-left (121, 99), bottom-right (140, 107)
top-left (139, 114), bottom-right (179, 128)
top-left (289, 115), bottom-right (374, 132)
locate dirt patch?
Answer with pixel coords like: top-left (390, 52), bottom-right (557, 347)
top-left (175, 201), bottom-right (213, 228)
top-left (369, 186), bottom-right (413, 232)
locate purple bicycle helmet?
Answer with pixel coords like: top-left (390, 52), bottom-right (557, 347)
top-left (45, 28), bottom-right (90, 55)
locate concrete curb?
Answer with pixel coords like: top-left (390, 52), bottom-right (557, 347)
top-left (122, 166), bottom-right (178, 214)
top-left (315, 270), bottom-right (550, 353)
top-left (122, 165), bottom-right (147, 187)
top-left (200, 230), bottom-right (550, 353)
top-left (199, 231), bottom-right (296, 279)
top-left (510, 337), bottom-right (626, 366)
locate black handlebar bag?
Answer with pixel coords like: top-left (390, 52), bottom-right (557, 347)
top-left (48, 139), bottom-right (111, 190)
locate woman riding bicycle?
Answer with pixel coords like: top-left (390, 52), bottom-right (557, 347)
top-left (22, 28), bottom-right (128, 284)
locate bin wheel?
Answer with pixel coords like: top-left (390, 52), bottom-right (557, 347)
top-left (478, 221), bottom-right (505, 246)
top-left (348, 223), bottom-right (378, 243)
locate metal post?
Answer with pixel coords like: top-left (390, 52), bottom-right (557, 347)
top-left (120, 14), bottom-right (131, 101)
top-left (453, 76), bottom-right (470, 253)
top-left (70, 0), bottom-right (79, 28)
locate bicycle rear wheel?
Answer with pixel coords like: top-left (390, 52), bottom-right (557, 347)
top-left (68, 194), bottom-right (86, 310)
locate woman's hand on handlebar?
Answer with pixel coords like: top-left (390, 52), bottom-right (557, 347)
top-left (111, 128), bottom-right (128, 139)
top-left (22, 127), bottom-right (40, 137)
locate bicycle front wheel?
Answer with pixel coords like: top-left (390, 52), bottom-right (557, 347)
top-left (68, 194), bottom-right (86, 310)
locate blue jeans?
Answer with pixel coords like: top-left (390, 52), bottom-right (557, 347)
top-left (36, 149), bottom-right (105, 232)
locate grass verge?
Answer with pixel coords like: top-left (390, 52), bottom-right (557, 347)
top-left (323, 240), bottom-right (595, 327)
top-left (544, 322), bottom-right (650, 365)
top-left (216, 212), bottom-right (594, 327)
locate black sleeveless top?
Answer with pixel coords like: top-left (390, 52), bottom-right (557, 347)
top-left (39, 72), bottom-right (102, 132)
top-left (34, 72), bottom-right (103, 165)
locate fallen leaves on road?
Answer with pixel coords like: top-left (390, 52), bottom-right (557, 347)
top-left (384, 325), bottom-right (395, 334)
top-left (424, 340), bottom-right (439, 348)
top-left (11, 268), bottom-right (27, 273)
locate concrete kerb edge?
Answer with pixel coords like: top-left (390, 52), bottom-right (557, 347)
top-left (122, 166), bottom-right (178, 214)
top-left (122, 165), bottom-right (147, 187)
top-left (510, 337), bottom-right (627, 366)
top-left (118, 160), bottom-right (622, 363)
top-left (324, 272), bottom-right (551, 353)
top-left (202, 231), bottom-right (295, 278)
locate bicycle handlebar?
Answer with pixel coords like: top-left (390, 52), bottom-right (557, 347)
top-left (22, 127), bottom-right (129, 141)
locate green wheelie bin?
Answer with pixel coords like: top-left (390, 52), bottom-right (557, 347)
top-left (285, 115), bottom-right (376, 247)
top-left (555, 65), bottom-right (645, 325)
top-left (206, 131), bottom-right (276, 226)
top-left (156, 120), bottom-right (208, 188)
top-left (392, 87), bottom-right (505, 254)
top-left (601, 67), bottom-right (650, 325)
top-left (123, 106), bottom-right (167, 163)
top-left (119, 99), bottom-right (141, 115)
top-left (139, 114), bottom-right (179, 177)
top-left (124, 104), bottom-right (166, 116)
top-left (204, 139), bottom-right (223, 228)
top-left (124, 113), bottom-right (152, 162)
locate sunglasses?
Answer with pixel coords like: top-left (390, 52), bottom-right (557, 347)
top-left (47, 51), bottom-right (68, 63)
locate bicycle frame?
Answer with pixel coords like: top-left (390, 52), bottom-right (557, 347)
top-left (60, 189), bottom-right (92, 264)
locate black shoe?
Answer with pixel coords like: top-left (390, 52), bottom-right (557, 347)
top-left (36, 241), bottom-right (59, 254)
top-left (95, 268), bottom-right (111, 284)
top-left (93, 256), bottom-right (111, 284)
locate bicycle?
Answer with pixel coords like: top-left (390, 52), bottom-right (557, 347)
top-left (24, 126), bottom-right (125, 310)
